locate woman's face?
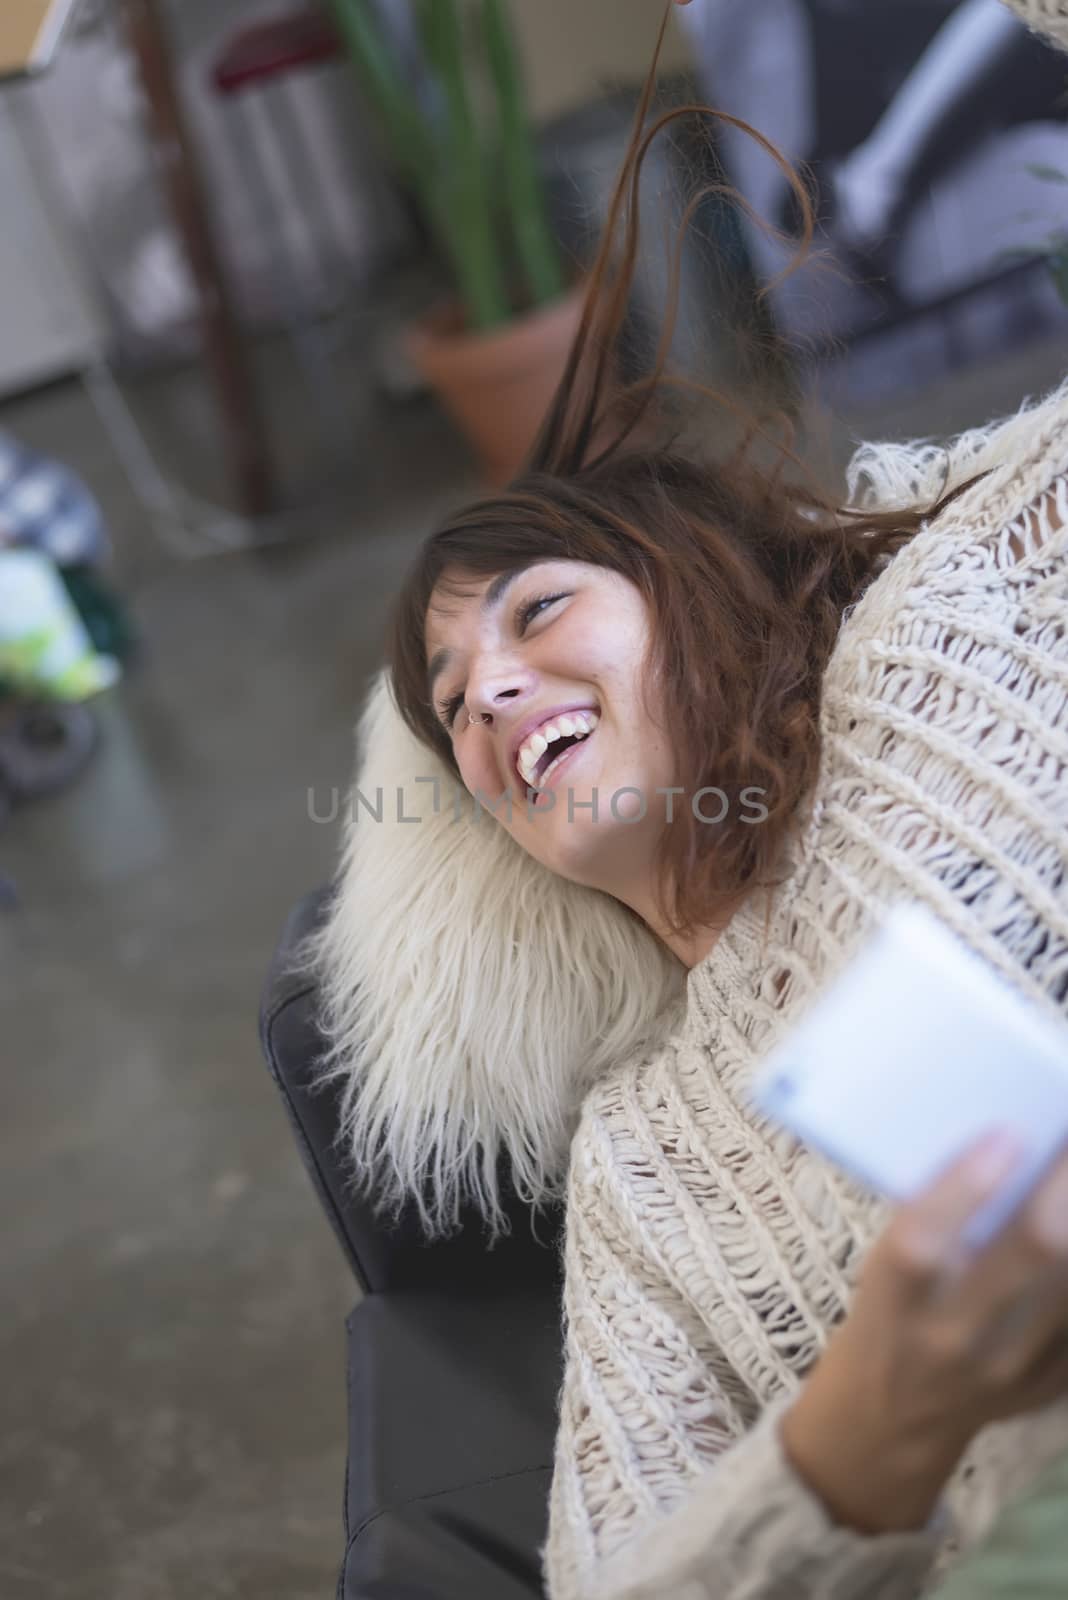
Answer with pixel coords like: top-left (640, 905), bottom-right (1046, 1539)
top-left (424, 558), bottom-right (678, 897)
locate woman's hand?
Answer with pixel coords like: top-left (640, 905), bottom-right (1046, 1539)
top-left (781, 1132), bottom-right (1068, 1536)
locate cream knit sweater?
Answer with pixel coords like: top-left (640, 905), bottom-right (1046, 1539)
top-left (545, 7), bottom-right (1068, 1595)
top-left (313, 6), bottom-right (1068, 1599)
top-left (547, 429), bottom-right (1068, 1600)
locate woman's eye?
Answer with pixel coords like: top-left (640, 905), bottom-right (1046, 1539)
top-left (517, 591), bottom-right (567, 632)
top-left (438, 692), bottom-right (465, 728)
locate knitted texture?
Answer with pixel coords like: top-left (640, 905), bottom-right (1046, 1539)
top-left (545, 369), bottom-right (1068, 1597)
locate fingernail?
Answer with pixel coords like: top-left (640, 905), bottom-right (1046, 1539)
top-left (969, 1130), bottom-right (1024, 1188)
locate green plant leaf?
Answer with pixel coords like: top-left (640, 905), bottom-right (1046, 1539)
top-left (329, 0), bottom-right (434, 184)
top-left (482, 0), bottom-right (565, 309)
top-left (416, 0), bottom-right (510, 328)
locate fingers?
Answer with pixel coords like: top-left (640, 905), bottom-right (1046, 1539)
top-left (1026, 1147), bottom-right (1068, 1255)
top-left (884, 1141), bottom-right (1068, 1392)
top-left (954, 1151), bottom-right (1068, 1376)
top-left (853, 1136), bottom-right (1068, 1444)
top-left (972, 1267), bottom-right (1068, 1384)
top-left (958, 1145), bottom-right (1068, 1305)
top-left (877, 1131), bottom-right (1024, 1295)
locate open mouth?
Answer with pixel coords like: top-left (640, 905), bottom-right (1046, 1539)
top-left (523, 726), bottom-right (595, 806)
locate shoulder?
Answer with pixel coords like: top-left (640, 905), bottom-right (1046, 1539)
top-left (783, 379), bottom-right (1068, 1015)
top-left (828, 376), bottom-right (1068, 665)
top-left (1000, 0), bottom-right (1068, 52)
top-left (844, 375), bottom-right (1068, 528)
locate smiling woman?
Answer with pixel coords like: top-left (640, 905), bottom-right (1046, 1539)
top-left (311, 4), bottom-right (1068, 1600)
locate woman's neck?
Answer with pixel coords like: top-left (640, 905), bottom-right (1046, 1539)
top-left (615, 883), bottom-right (742, 971)
top-left (658, 919), bottom-right (729, 972)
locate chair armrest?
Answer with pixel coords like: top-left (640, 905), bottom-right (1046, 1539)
top-left (259, 889), bottom-right (565, 1295)
top-left (259, 889), bottom-right (375, 1286)
top-left (341, 1283), bottom-right (563, 1599)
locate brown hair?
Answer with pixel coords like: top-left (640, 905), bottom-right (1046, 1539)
top-left (386, 5), bottom-right (976, 945)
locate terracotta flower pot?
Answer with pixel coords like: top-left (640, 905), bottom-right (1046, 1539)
top-left (405, 284), bottom-right (586, 487)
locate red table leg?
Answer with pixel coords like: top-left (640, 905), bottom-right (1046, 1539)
top-left (121, 0), bottom-right (277, 519)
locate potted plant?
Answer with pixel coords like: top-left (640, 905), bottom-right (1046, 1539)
top-left (330, 0), bottom-right (582, 484)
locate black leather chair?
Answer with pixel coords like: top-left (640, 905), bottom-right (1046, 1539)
top-left (259, 889), bottom-right (566, 1598)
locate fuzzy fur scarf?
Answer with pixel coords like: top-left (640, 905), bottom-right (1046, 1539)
top-left (307, 666), bottom-right (686, 1240)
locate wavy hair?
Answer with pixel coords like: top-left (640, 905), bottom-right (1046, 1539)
top-left (386, 4), bottom-right (979, 944)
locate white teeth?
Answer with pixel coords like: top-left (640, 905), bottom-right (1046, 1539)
top-left (516, 709), bottom-right (600, 787)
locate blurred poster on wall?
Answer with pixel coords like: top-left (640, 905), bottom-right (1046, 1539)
top-left (676, 0), bottom-right (1068, 397)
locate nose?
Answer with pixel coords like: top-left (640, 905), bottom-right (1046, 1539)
top-left (465, 663), bottom-right (533, 725)
top-left (466, 683), bottom-right (522, 724)
top-left (461, 613), bottom-right (547, 725)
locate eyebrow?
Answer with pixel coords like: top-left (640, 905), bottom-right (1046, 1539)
top-left (426, 565), bottom-right (535, 698)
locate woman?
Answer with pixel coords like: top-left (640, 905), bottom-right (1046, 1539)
top-left (314, 1), bottom-right (1068, 1596)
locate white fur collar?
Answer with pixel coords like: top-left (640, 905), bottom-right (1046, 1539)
top-left (310, 667), bottom-right (686, 1239)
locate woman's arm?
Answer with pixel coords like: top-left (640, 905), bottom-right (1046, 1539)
top-left (547, 1384), bottom-right (944, 1600)
top-left (542, 1143), bottom-right (949, 1600)
top-left (547, 1104), bottom-right (1068, 1600)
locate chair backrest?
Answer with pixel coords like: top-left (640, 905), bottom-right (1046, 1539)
top-left (258, 888), bottom-right (566, 1295)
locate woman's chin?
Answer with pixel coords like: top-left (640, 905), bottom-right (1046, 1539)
top-left (525, 789), bottom-right (620, 878)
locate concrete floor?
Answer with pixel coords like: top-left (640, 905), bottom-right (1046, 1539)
top-left (3, 319), bottom-right (1068, 1599)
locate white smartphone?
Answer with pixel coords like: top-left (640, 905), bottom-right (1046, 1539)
top-left (750, 900), bottom-right (1068, 1249)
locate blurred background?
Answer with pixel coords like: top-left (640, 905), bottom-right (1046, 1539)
top-left (3, 0), bottom-right (1068, 1595)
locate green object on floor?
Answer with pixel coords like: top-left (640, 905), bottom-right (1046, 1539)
top-left (0, 548), bottom-right (120, 701)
